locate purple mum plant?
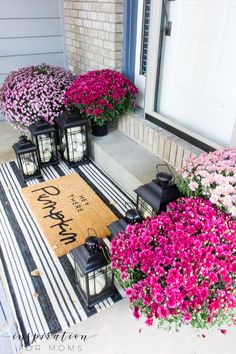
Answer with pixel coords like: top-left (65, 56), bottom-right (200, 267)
top-left (0, 64), bottom-right (75, 129)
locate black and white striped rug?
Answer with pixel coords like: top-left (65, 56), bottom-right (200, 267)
top-left (0, 160), bottom-right (133, 346)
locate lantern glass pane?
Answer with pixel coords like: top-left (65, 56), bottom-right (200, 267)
top-left (59, 128), bottom-right (65, 155)
top-left (76, 267), bottom-right (87, 295)
top-left (76, 267), bottom-right (107, 297)
top-left (63, 126), bottom-right (86, 163)
top-left (20, 152), bottom-right (38, 176)
top-left (37, 133), bottom-right (56, 163)
top-left (87, 267), bottom-right (108, 296)
top-left (138, 197), bottom-right (155, 218)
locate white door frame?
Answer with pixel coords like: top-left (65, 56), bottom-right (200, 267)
top-left (145, 0), bottom-right (225, 149)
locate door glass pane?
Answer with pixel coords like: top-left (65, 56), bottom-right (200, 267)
top-left (140, 0), bottom-right (151, 75)
top-left (155, 0), bottom-right (236, 146)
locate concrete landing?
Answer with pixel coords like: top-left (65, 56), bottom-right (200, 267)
top-left (89, 129), bottom-right (162, 199)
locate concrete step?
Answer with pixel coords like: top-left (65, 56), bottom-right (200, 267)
top-left (89, 129), bottom-right (163, 199)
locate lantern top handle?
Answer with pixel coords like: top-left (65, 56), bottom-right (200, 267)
top-left (87, 228), bottom-right (98, 237)
top-left (85, 229), bottom-right (99, 250)
top-left (156, 163), bottom-right (175, 185)
top-left (19, 135), bottom-right (28, 144)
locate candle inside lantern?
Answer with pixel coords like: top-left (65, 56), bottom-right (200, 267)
top-left (38, 134), bottom-right (52, 162)
top-left (64, 144), bottom-right (84, 162)
top-left (62, 132), bottom-right (85, 162)
top-left (39, 147), bottom-right (52, 162)
top-left (79, 269), bottom-right (106, 296)
top-left (68, 127), bottom-right (84, 144)
top-left (21, 159), bottom-right (37, 175)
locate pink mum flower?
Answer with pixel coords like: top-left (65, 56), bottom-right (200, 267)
top-left (179, 148), bottom-right (236, 218)
top-left (188, 181), bottom-right (198, 191)
top-left (0, 63), bottom-right (75, 129)
top-left (111, 197), bottom-right (236, 331)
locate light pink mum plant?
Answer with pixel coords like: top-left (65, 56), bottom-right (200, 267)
top-left (178, 148), bottom-right (236, 218)
top-left (0, 63), bottom-right (75, 129)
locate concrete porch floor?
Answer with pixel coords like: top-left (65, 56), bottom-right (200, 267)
top-left (0, 120), bottom-right (236, 354)
top-left (21, 299), bottom-right (236, 354)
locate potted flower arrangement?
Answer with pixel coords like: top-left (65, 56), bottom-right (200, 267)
top-left (111, 197), bottom-right (236, 331)
top-left (177, 148), bottom-right (236, 218)
top-left (64, 69), bottom-right (138, 136)
top-left (0, 63), bottom-right (75, 129)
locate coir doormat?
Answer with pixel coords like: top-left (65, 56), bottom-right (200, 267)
top-left (22, 173), bottom-right (118, 257)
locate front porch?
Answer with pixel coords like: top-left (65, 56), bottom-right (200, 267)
top-left (0, 0), bottom-right (236, 353)
top-left (0, 119), bottom-right (235, 354)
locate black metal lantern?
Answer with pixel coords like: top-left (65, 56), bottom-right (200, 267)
top-left (28, 119), bottom-right (59, 167)
top-left (108, 203), bottom-right (142, 238)
top-left (13, 136), bottom-right (41, 181)
top-left (70, 235), bottom-right (115, 308)
top-left (55, 111), bottom-right (88, 167)
top-left (134, 164), bottom-right (179, 218)
top-left (108, 218), bottom-right (128, 239)
top-left (124, 203), bottom-right (142, 224)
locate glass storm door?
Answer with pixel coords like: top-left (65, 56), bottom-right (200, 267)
top-left (156, 0), bottom-right (236, 146)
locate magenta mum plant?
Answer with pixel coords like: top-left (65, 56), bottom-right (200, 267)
top-left (111, 197), bottom-right (236, 330)
top-left (178, 148), bottom-right (236, 218)
top-left (0, 64), bottom-right (75, 129)
top-left (64, 69), bottom-right (138, 126)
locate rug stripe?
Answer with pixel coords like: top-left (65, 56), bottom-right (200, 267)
top-left (80, 164), bottom-right (126, 210)
top-left (0, 207), bottom-right (35, 335)
top-left (51, 164), bottom-right (65, 177)
top-left (5, 163), bottom-right (88, 324)
top-left (0, 202), bottom-right (48, 335)
top-left (0, 165), bottom-right (71, 329)
top-left (89, 160), bottom-right (134, 202)
top-left (0, 247), bottom-right (29, 345)
top-left (86, 162), bottom-right (134, 207)
top-left (0, 163), bottom-right (87, 329)
top-left (48, 165), bottom-right (60, 179)
top-left (79, 163), bottom-right (135, 214)
top-left (78, 164), bottom-right (126, 216)
top-left (0, 182), bottom-right (62, 336)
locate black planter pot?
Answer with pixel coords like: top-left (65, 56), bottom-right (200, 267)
top-left (91, 121), bottom-right (108, 136)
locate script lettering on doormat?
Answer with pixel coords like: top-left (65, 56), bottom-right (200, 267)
top-left (22, 173), bottom-right (118, 257)
top-left (32, 186), bottom-right (77, 245)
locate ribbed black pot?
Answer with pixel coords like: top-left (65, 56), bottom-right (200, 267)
top-left (91, 121), bottom-right (108, 136)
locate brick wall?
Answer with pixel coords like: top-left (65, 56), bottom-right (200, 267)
top-left (64, 0), bottom-right (124, 74)
top-left (118, 112), bottom-right (203, 171)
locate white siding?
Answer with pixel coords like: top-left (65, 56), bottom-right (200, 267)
top-left (0, 0), bottom-right (61, 18)
top-left (0, 0), bottom-right (67, 119)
